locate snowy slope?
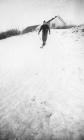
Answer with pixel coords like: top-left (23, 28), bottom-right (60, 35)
top-left (0, 29), bottom-right (84, 140)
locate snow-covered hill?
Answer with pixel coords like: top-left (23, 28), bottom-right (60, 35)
top-left (0, 29), bottom-right (84, 140)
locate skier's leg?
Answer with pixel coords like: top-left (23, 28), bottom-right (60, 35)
top-left (42, 33), bottom-right (47, 46)
top-left (40, 41), bottom-right (45, 48)
top-left (43, 41), bottom-right (46, 46)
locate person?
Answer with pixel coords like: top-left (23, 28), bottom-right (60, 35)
top-left (38, 20), bottom-right (50, 47)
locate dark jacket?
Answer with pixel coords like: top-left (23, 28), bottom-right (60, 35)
top-left (39, 24), bottom-right (50, 35)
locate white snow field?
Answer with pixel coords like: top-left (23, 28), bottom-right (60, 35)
top-left (0, 29), bottom-right (84, 140)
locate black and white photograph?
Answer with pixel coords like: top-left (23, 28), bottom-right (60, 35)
top-left (0, 0), bottom-right (84, 140)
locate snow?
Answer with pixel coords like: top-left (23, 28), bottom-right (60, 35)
top-left (0, 29), bottom-right (84, 140)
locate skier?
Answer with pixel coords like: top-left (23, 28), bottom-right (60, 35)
top-left (38, 20), bottom-right (50, 47)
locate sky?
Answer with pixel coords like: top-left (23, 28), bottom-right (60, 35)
top-left (0, 0), bottom-right (84, 30)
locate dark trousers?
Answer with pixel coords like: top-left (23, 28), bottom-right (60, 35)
top-left (42, 32), bottom-right (48, 43)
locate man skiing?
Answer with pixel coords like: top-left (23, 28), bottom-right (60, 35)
top-left (38, 20), bottom-right (50, 47)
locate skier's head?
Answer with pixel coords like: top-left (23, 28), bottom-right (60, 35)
top-left (43, 20), bottom-right (46, 24)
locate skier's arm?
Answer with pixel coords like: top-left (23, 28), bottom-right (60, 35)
top-left (38, 26), bottom-right (42, 34)
top-left (48, 26), bottom-right (50, 34)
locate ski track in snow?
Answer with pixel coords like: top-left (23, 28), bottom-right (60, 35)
top-left (0, 29), bottom-right (84, 139)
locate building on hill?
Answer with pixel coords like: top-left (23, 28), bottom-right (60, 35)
top-left (47, 16), bottom-right (66, 29)
top-left (36, 16), bottom-right (66, 31)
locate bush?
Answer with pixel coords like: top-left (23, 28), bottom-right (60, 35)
top-left (82, 29), bottom-right (84, 32)
top-left (22, 25), bottom-right (38, 34)
top-left (0, 29), bottom-right (21, 40)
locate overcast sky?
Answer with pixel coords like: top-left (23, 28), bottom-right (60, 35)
top-left (0, 0), bottom-right (84, 30)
